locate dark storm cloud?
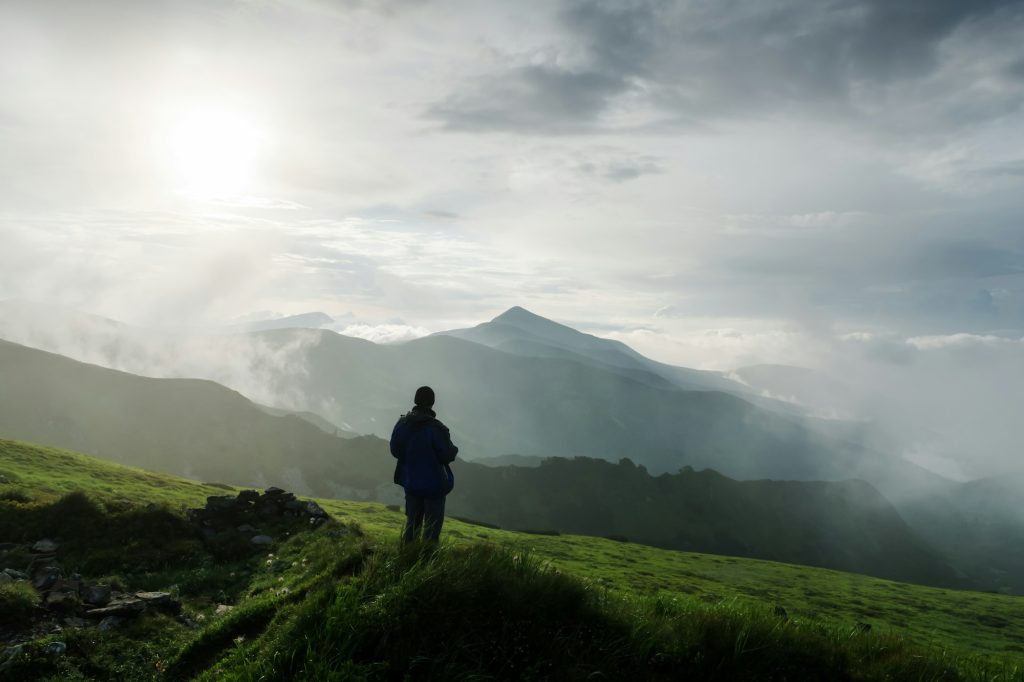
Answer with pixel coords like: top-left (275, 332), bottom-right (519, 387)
top-left (429, 0), bottom-right (1024, 134)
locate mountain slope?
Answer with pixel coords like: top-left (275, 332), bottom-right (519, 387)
top-left (0, 338), bottom-right (379, 497)
top-left (248, 328), bottom-right (945, 497)
top-left (440, 306), bottom-right (745, 393)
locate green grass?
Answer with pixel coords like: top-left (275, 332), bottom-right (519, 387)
top-left (2, 438), bottom-right (1023, 681)
top-left (0, 581), bottom-right (39, 625)
top-left (202, 542), bottom-right (992, 681)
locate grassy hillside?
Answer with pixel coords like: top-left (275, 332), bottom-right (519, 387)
top-left (0, 338), bottom-right (386, 499)
top-left (1, 439), bottom-right (1023, 682)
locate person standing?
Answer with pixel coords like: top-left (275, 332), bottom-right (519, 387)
top-left (390, 386), bottom-right (459, 543)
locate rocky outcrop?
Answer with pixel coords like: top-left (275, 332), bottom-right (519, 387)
top-left (1, 538), bottom-right (184, 641)
top-left (187, 487), bottom-right (330, 552)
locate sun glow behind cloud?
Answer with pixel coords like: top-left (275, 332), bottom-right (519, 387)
top-left (159, 104), bottom-right (269, 199)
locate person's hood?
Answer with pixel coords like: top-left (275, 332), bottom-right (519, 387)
top-left (404, 406), bottom-right (437, 425)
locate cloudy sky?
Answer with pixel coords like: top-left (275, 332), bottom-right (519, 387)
top-left (1, 0), bottom-right (1023, 373)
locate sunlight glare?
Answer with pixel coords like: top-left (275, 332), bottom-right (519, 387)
top-left (163, 105), bottom-right (266, 199)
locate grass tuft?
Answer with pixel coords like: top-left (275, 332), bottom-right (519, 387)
top-left (0, 581), bottom-right (39, 625)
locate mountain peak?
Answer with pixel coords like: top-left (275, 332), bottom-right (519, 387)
top-left (492, 306), bottom-right (553, 326)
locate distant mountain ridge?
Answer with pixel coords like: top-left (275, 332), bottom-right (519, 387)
top-left (231, 311), bottom-right (334, 332)
top-left (0, 302), bottom-right (946, 497)
top-left (439, 306), bottom-right (747, 394)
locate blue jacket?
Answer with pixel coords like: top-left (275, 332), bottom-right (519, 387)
top-left (390, 406), bottom-right (459, 498)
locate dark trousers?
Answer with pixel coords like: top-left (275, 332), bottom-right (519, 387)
top-left (404, 494), bottom-right (446, 543)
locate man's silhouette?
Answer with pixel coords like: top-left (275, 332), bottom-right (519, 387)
top-left (390, 386), bottom-right (459, 543)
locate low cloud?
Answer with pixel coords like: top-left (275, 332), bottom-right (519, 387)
top-left (336, 323), bottom-right (430, 344)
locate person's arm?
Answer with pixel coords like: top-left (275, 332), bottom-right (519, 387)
top-left (432, 422), bottom-right (459, 464)
top-left (389, 418), bottom-right (407, 459)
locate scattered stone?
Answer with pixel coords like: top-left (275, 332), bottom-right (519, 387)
top-left (33, 567), bottom-right (61, 592)
top-left (3, 568), bottom-right (28, 580)
top-left (45, 590), bottom-right (80, 612)
top-left (63, 617), bottom-right (88, 628)
top-left (136, 591), bottom-right (171, 606)
top-left (83, 584), bottom-right (112, 607)
top-left (236, 489), bottom-right (260, 504)
top-left (44, 641), bottom-right (66, 657)
top-left (98, 616), bottom-right (125, 632)
top-left (32, 539), bottom-right (58, 554)
top-left (189, 487), bottom-right (331, 551)
top-left (214, 604), bottom-right (234, 617)
top-left (206, 495), bottom-right (236, 511)
top-left (0, 644), bottom-right (24, 666)
top-left (0, 573), bottom-right (10, 585)
top-left (773, 605), bottom-right (789, 620)
top-left (86, 597), bottom-right (147, 618)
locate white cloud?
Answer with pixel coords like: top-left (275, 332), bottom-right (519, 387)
top-left (337, 323), bottom-right (430, 344)
top-left (907, 333), bottom-right (1023, 350)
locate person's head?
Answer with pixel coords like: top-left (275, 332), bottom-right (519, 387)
top-left (414, 385), bottom-right (435, 409)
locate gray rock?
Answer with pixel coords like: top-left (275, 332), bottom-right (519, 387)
top-left (284, 500), bottom-right (303, 511)
top-left (265, 486), bottom-right (286, 495)
top-left (46, 590), bottom-right (80, 611)
top-left (257, 502), bottom-right (281, 518)
top-left (236, 489), bottom-right (260, 504)
top-left (236, 524), bottom-right (259, 533)
top-left (250, 535), bottom-right (273, 546)
top-left (310, 517), bottom-right (327, 527)
top-left (86, 597), bottom-right (147, 618)
top-left (32, 539), bottom-right (58, 554)
top-left (45, 641), bottom-right (66, 657)
top-left (63, 617), bottom-right (88, 628)
top-left (214, 604), bottom-right (234, 617)
top-left (0, 573), bottom-right (10, 584)
top-left (0, 644), bottom-right (24, 666)
top-left (304, 501), bottom-right (328, 518)
top-left (83, 584), bottom-right (112, 607)
top-left (136, 591), bottom-right (171, 606)
top-left (33, 567), bottom-right (61, 591)
top-left (3, 568), bottom-right (28, 580)
top-left (206, 495), bottom-right (236, 511)
top-left (98, 616), bottom-right (125, 632)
